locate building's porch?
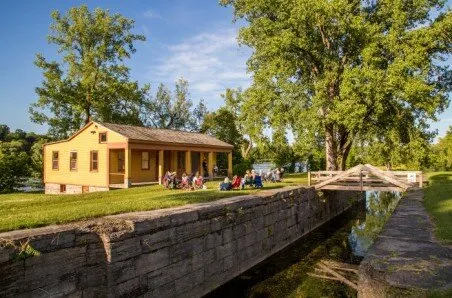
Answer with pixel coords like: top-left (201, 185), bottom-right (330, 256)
top-left (108, 144), bottom-right (232, 189)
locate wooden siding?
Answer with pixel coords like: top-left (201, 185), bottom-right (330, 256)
top-left (130, 150), bottom-right (158, 182)
top-left (44, 122), bottom-right (127, 187)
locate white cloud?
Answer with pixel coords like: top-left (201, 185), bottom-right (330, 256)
top-left (441, 118), bottom-right (452, 122)
top-left (143, 9), bottom-right (163, 19)
top-left (146, 28), bottom-right (252, 109)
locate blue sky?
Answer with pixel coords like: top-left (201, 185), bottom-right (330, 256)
top-left (0, 0), bottom-right (451, 140)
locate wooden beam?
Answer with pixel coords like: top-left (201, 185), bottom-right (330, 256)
top-left (314, 164), bottom-right (364, 189)
top-left (318, 185), bottom-right (403, 192)
top-left (317, 263), bottom-right (358, 290)
top-left (363, 164), bottom-right (410, 190)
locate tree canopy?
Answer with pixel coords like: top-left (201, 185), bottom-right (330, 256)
top-left (30, 5), bottom-right (146, 139)
top-left (431, 126), bottom-right (452, 170)
top-left (222, 0), bottom-right (452, 170)
top-left (142, 78), bottom-right (207, 131)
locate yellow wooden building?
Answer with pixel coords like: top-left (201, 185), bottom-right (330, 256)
top-left (43, 121), bottom-right (233, 194)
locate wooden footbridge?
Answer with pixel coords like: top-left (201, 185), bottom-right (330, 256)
top-left (308, 164), bottom-right (423, 192)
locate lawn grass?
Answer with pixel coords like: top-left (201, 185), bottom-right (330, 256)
top-left (423, 172), bottom-right (452, 244)
top-left (0, 173), bottom-right (308, 233)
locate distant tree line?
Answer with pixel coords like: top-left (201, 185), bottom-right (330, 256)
top-left (0, 125), bottom-right (49, 193)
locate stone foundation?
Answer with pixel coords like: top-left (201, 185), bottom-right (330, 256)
top-left (89, 186), bottom-right (109, 192)
top-left (1, 186), bottom-right (362, 297)
top-left (45, 183), bottom-right (109, 194)
top-left (44, 183), bottom-right (60, 194)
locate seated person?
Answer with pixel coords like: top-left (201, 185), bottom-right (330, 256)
top-left (263, 170), bottom-right (273, 182)
top-left (253, 175), bottom-right (263, 188)
top-left (231, 175), bottom-right (242, 189)
top-left (274, 168), bottom-right (282, 182)
top-left (243, 170), bottom-right (254, 187)
top-left (180, 173), bottom-right (190, 189)
top-left (219, 177), bottom-right (232, 191)
top-left (168, 171), bottom-right (177, 189)
top-left (194, 173), bottom-right (204, 189)
top-left (163, 171), bottom-right (171, 188)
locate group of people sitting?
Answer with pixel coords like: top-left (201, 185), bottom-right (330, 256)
top-left (263, 167), bottom-right (284, 182)
top-left (162, 171), bottom-right (205, 190)
top-left (219, 169), bottom-right (264, 191)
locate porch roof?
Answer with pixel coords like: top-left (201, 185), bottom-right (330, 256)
top-left (98, 122), bottom-right (234, 149)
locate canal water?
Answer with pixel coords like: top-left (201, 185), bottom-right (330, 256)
top-left (206, 191), bottom-right (401, 298)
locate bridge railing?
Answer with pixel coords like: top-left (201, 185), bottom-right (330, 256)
top-left (308, 165), bottom-right (423, 191)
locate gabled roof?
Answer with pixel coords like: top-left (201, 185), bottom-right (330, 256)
top-left (98, 122), bottom-right (234, 149)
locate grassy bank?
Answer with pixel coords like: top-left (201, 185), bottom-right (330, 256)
top-left (424, 172), bottom-right (452, 243)
top-left (0, 174), bottom-right (307, 233)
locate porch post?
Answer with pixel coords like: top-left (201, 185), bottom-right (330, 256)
top-left (171, 151), bottom-right (178, 172)
top-left (200, 153), bottom-right (204, 176)
top-left (185, 150), bottom-right (192, 174)
top-left (212, 152), bottom-right (217, 176)
top-left (158, 150), bottom-right (164, 185)
top-left (227, 151), bottom-right (233, 177)
top-left (208, 151), bottom-right (214, 179)
top-left (125, 147), bottom-right (132, 188)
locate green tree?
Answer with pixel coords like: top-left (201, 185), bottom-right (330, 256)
top-left (431, 126), bottom-right (452, 170)
top-left (142, 79), bottom-right (206, 131)
top-left (0, 125), bottom-right (10, 141)
top-left (222, 88), bottom-right (255, 160)
top-left (0, 141), bottom-right (29, 193)
top-left (30, 138), bottom-right (51, 179)
top-left (201, 107), bottom-right (244, 166)
top-left (30, 5), bottom-right (146, 139)
top-left (269, 128), bottom-right (298, 169)
top-left (222, 0), bottom-right (451, 170)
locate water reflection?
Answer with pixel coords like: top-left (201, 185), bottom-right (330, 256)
top-left (349, 191), bottom-right (401, 256)
top-left (207, 191), bottom-right (401, 298)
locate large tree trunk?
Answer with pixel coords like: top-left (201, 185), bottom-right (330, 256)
top-left (325, 124), bottom-right (353, 171)
top-left (325, 124), bottom-right (338, 170)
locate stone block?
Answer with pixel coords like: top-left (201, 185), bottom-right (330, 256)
top-left (216, 241), bottom-right (235, 259)
top-left (171, 237), bottom-right (204, 263)
top-left (45, 183), bottom-right (60, 194)
top-left (174, 221), bottom-right (210, 243)
top-left (175, 268), bottom-right (204, 295)
top-left (135, 248), bottom-right (169, 276)
top-left (205, 259), bottom-right (224, 277)
top-left (222, 227), bottom-right (233, 244)
top-left (114, 277), bottom-right (141, 297)
top-left (147, 268), bottom-right (174, 290)
top-left (232, 223), bottom-right (246, 239)
top-left (204, 232), bottom-right (222, 250)
top-left (66, 184), bottom-right (83, 194)
top-left (134, 216), bottom-right (172, 235)
top-left (147, 281), bottom-right (175, 298)
top-left (109, 237), bottom-right (141, 262)
top-left (169, 209), bottom-right (199, 226)
top-left (141, 228), bottom-right (174, 253)
top-left (192, 248), bottom-right (215, 270)
top-left (223, 254), bottom-right (235, 271)
top-left (110, 258), bottom-right (136, 284)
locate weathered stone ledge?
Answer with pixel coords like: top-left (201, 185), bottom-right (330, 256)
top-left (358, 189), bottom-right (452, 297)
top-left (1, 186), bottom-right (362, 297)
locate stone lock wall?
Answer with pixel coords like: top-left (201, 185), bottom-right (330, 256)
top-left (0, 186), bottom-right (362, 297)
